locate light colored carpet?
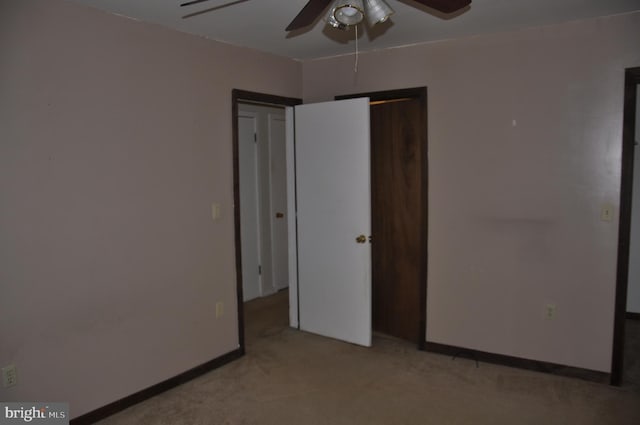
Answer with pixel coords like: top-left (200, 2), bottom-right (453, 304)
top-left (97, 290), bottom-right (640, 424)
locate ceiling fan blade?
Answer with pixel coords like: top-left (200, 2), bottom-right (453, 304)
top-left (180, 0), bottom-right (215, 7)
top-left (286, 0), bottom-right (333, 31)
top-left (181, 0), bottom-right (251, 18)
top-left (412, 0), bottom-right (471, 14)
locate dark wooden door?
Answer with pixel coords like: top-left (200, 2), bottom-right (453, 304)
top-left (370, 98), bottom-right (424, 343)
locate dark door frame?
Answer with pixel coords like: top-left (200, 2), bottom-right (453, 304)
top-left (611, 67), bottom-right (640, 385)
top-left (231, 89), bottom-right (302, 353)
top-left (336, 87), bottom-right (429, 350)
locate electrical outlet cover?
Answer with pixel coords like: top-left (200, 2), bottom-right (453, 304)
top-left (544, 304), bottom-right (556, 319)
top-left (2, 364), bottom-right (17, 388)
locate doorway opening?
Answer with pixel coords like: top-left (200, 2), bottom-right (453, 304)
top-left (612, 67), bottom-right (640, 386)
top-left (233, 88), bottom-right (427, 352)
top-left (237, 102), bottom-right (287, 302)
top-left (337, 87), bottom-right (428, 348)
top-left (232, 90), bottom-right (301, 353)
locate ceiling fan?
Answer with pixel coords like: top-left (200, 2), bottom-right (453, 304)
top-left (180, 0), bottom-right (471, 31)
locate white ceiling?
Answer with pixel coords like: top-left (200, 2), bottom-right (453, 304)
top-left (69, 0), bottom-right (640, 60)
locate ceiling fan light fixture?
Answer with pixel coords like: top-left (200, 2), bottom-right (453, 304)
top-left (333, 0), bottom-right (365, 26)
top-left (325, 1), bottom-right (350, 30)
top-left (363, 0), bottom-right (394, 26)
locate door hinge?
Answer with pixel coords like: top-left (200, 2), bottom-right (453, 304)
top-left (254, 133), bottom-right (257, 143)
top-left (258, 265), bottom-right (262, 275)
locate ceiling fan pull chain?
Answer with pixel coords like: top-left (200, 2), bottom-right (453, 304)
top-left (354, 24), bottom-right (359, 73)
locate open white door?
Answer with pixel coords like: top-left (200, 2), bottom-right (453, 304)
top-left (294, 98), bottom-right (372, 347)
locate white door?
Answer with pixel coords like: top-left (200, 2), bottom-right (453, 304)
top-left (627, 84), bottom-right (640, 313)
top-left (294, 98), bottom-right (372, 347)
top-left (269, 114), bottom-right (289, 291)
top-left (238, 113), bottom-right (262, 301)
top-left (239, 104), bottom-right (288, 301)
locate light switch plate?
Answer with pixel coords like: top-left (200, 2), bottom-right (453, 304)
top-left (212, 203), bottom-right (221, 221)
top-left (601, 204), bottom-right (614, 222)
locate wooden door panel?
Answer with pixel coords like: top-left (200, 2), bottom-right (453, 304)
top-left (371, 98), bottom-right (423, 342)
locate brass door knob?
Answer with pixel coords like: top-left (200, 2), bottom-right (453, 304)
top-left (356, 235), bottom-right (367, 244)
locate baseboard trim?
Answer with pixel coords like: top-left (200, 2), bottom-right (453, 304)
top-left (626, 312), bottom-right (640, 320)
top-left (424, 341), bottom-right (609, 384)
top-left (70, 348), bottom-right (244, 424)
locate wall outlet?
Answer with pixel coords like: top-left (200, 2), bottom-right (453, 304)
top-left (2, 364), bottom-right (17, 388)
top-left (544, 304), bottom-right (556, 320)
top-left (216, 302), bottom-right (224, 318)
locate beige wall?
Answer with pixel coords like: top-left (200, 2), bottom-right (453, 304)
top-left (303, 12), bottom-right (640, 372)
top-left (0, 0), bottom-right (300, 417)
